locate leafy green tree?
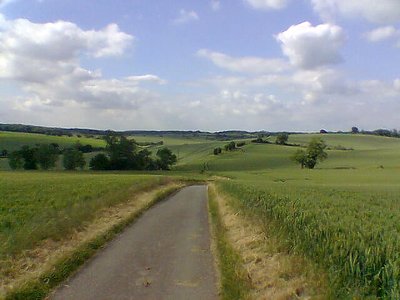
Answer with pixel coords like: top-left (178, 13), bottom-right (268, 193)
top-left (224, 141), bottom-right (236, 151)
top-left (292, 138), bottom-right (327, 169)
top-left (63, 149), bottom-right (86, 170)
top-left (156, 148), bottom-right (177, 170)
top-left (213, 147), bottom-right (222, 155)
top-left (351, 127), bottom-right (359, 134)
top-left (20, 145), bottom-right (38, 170)
top-left (8, 151), bottom-right (23, 170)
top-left (105, 134), bottom-right (137, 170)
top-left (276, 133), bottom-right (289, 145)
top-left (89, 153), bottom-right (110, 170)
top-left (35, 144), bottom-right (59, 170)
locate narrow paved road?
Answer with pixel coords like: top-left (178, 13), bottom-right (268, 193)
top-left (52, 185), bottom-right (218, 300)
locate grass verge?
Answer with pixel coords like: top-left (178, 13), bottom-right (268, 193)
top-left (208, 184), bottom-right (251, 300)
top-left (4, 183), bottom-right (184, 300)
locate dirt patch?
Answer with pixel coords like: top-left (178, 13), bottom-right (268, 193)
top-left (210, 183), bottom-right (327, 300)
top-left (0, 182), bottom-right (183, 298)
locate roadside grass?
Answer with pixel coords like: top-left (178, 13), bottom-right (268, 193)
top-left (218, 175), bottom-right (400, 299)
top-left (210, 183), bottom-right (328, 299)
top-left (4, 183), bottom-right (184, 300)
top-left (0, 172), bottom-right (168, 258)
top-left (208, 184), bottom-right (251, 299)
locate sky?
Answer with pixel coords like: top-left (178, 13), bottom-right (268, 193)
top-left (0, 0), bottom-right (399, 132)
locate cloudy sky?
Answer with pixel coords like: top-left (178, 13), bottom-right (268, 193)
top-left (0, 0), bottom-right (399, 131)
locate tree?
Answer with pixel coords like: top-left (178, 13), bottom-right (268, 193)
top-left (156, 148), bottom-right (177, 170)
top-left (351, 127), bottom-right (359, 134)
top-left (8, 151), bottom-right (23, 170)
top-left (89, 153), bottom-right (110, 170)
top-left (292, 138), bottom-right (328, 169)
top-left (213, 147), bottom-right (222, 155)
top-left (0, 149), bottom-right (7, 157)
top-left (63, 149), bottom-right (86, 170)
top-left (224, 141), bottom-right (236, 151)
top-left (35, 144), bottom-right (59, 170)
top-left (105, 134), bottom-right (137, 170)
top-left (20, 145), bottom-right (38, 170)
top-left (276, 133), bottom-right (289, 145)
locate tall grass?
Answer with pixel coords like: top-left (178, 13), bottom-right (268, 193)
top-left (218, 180), bottom-right (400, 299)
top-left (0, 172), bottom-right (169, 258)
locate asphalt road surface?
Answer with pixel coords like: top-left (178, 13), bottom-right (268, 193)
top-left (52, 185), bottom-right (218, 300)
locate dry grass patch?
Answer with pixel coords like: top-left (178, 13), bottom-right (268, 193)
top-left (1, 182), bottom-right (184, 299)
top-left (211, 183), bottom-right (327, 300)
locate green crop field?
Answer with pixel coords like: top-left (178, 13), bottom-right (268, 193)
top-left (0, 172), bottom-right (168, 259)
top-left (206, 134), bottom-right (400, 298)
top-left (2, 130), bottom-right (400, 298)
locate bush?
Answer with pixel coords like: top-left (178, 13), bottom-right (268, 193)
top-left (63, 149), bottom-right (86, 170)
top-left (275, 133), bottom-right (289, 145)
top-left (89, 153), bottom-right (110, 170)
top-left (213, 147), bottom-right (222, 155)
top-left (224, 141), bottom-right (236, 151)
top-left (236, 141), bottom-right (246, 147)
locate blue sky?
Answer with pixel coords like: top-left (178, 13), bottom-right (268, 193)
top-left (0, 0), bottom-right (399, 131)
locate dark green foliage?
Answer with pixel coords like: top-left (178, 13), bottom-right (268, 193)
top-left (105, 135), bottom-right (137, 170)
top-left (63, 149), bottom-right (85, 170)
top-left (35, 144), bottom-right (59, 170)
top-left (1, 149), bottom-right (8, 157)
top-left (292, 138), bottom-right (327, 169)
top-left (89, 153), bottom-right (110, 170)
top-left (224, 141), bottom-right (236, 151)
top-left (20, 145), bottom-right (38, 170)
top-left (8, 151), bottom-right (23, 170)
top-left (275, 133), bottom-right (289, 145)
top-left (156, 148), bottom-right (177, 170)
top-left (236, 141), bottom-right (246, 147)
top-left (351, 127), bottom-right (359, 134)
top-left (213, 147), bottom-right (222, 155)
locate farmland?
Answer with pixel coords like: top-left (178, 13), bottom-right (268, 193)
top-left (0, 172), bottom-right (168, 258)
top-left (1, 130), bottom-right (400, 298)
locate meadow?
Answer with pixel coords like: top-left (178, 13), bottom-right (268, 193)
top-left (2, 130), bottom-right (400, 298)
top-left (0, 171), bottom-right (169, 258)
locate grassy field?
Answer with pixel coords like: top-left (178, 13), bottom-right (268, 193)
top-left (206, 134), bottom-right (400, 298)
top-left (0, 172), bottom-right (169, 259)
top-left (0, 131), bottom-right (105, 152)
top-left (2, 131), bottom-right (400, 298)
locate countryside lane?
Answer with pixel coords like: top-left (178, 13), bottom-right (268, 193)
top-left (52, 185), bottom-right (218, 300)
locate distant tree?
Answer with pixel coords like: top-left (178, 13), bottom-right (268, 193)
top-left (276, 133), bottom-right (289, 145)
top-left (292, 138), bottom-right (328, 169)
top-left (236, 141), bottom-right (246, 147)
top-left (35, 144), bottom-right (59, 170)
top-left (8, 151), bottom-right (23, 170)
top-left (320, 129), bottom-right (328, 134)
top-left (135, 149), bottom-right (154, 170)
top-left (63, 149), bottom-right (85, 170)
top-left (351, 127), bottom-right (359, 134)
top-left (292, 149), bottom-right (307, 169)
top-left (224, 141), bottom-right (236, 151)
top-left (20, 145), bottom-right (38, 170)
top-left (156, 148), bottom-right (177, 170)
top-left (105, 134), bottom-right (137, 170)
top-left (213, 147), bottom-right (222, 155)
top-left (89, 153), bottom-right (110, 170)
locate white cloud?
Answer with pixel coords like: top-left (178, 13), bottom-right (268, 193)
top-left (276, 22), bottom-right (345, 69)
top-left (0, 14), bottom-right (165, 114)
top-left (197, 49), bottom-right (289, 73)
top-left (244, 0), bottom-right (289, 10)
top-left (311, 0), bottom-right (400, 24)
top-left (173, 9), bottom-right (199, 24)
top-left (364, 26), bottom-right (399, 42)
top-left (211, 0), bottom-right (221, 11)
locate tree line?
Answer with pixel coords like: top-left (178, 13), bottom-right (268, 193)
top-left (7, 134), bottom-right (177, 171)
